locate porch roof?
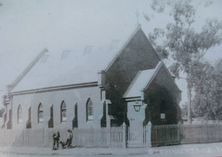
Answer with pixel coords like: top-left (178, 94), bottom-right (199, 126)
top-left (123, 61), bottom-right (163, 99)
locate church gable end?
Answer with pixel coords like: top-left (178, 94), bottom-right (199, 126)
top-left (104, 28), bottom-right (161, 124)
top-left (105, 28), bottom-right (160, 97)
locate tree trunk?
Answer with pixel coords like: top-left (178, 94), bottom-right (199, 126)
top-left (187, 79), bottom-right (192, 124)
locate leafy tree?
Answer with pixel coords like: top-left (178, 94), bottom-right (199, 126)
top-left (147, 0), bottom-right (222, 123)
top-left (192, 60), bottom-right (222, 120)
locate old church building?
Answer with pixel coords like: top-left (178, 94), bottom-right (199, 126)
top-left (2, 26), bottom-right (181, 132)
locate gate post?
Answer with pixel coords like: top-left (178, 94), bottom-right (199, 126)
top-left (178, 122), bottom-right (181, 144)
top-left (145, 121), bottom-right (152, 147)
top-left (107, 116), bottom-right (111, 147)
top-left (122, 122), bottom-right (127, 148)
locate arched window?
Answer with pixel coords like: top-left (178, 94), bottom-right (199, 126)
top-left (17, 104), bottom-right (22, 124)
top-left (61, 101), bottom-right (67, 122)
top-left (86, 98), bottom-right (93, 121)
top-left (38, 103), bottom-right (44, 123)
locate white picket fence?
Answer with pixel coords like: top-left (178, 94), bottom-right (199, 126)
top-left (1, 124), bottom-right (222, 148)
top-left (73, 127), bottom-right (124, 147)
top-left (0, 126), bottom-right (125, 148)
top-left (0, 129), bottom-right (46, 147)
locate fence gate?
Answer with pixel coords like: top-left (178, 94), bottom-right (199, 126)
top-left (128, 121), bottom-right (144, 147)
top-left (126, 100), bottom-right (147, 147)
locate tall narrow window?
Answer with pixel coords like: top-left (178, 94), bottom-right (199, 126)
top-left (17, 104), bottom-right (22, 124)
top-left (86, 98), bottom-right (93, 121)
top-left (61, 101), bottom-right (67, 122)
top-left (73, 103), bottom-right (78, 128)
top-left (38, 103), bottom-right (44, 123)
top-left (48, 105), bottom-right (54, 128)
top-left (26, 107), bottom-right (31, 128)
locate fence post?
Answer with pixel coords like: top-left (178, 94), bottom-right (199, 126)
top-left (107, 116), bottom-right (111, 147)
top-left (145, 121), bottom-right (152, 147)
top-left (43, 128), bottom-right (48, 147)
top-left (122, 122), bottom-right (127, 148)
top-left (178, 122), bottom-right (181, 144)
top-left (23, 129), bottom-right (26, 146)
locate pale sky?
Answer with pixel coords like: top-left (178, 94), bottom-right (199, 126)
top-left (0, 0), bottom-right (221, 107)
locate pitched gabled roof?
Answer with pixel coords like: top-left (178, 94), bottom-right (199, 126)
top-left (123, 61), bottom-right (163, 99)
top-left (11, 26), bottom-right (143, 93)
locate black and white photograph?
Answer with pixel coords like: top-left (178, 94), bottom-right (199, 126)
top-left (0, 0), bottom-right (222, 157)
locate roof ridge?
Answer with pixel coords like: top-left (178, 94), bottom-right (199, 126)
top-left (8, 49), bottom-right (48, 92)
top-left (123, 61), bottom-right (163, 99)
top-left (104, 25), bottom-right (143, 72)
top-left (143, 61), bottom-right (163, 91)
top-left (123, 70), bottom-right (142, 98)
